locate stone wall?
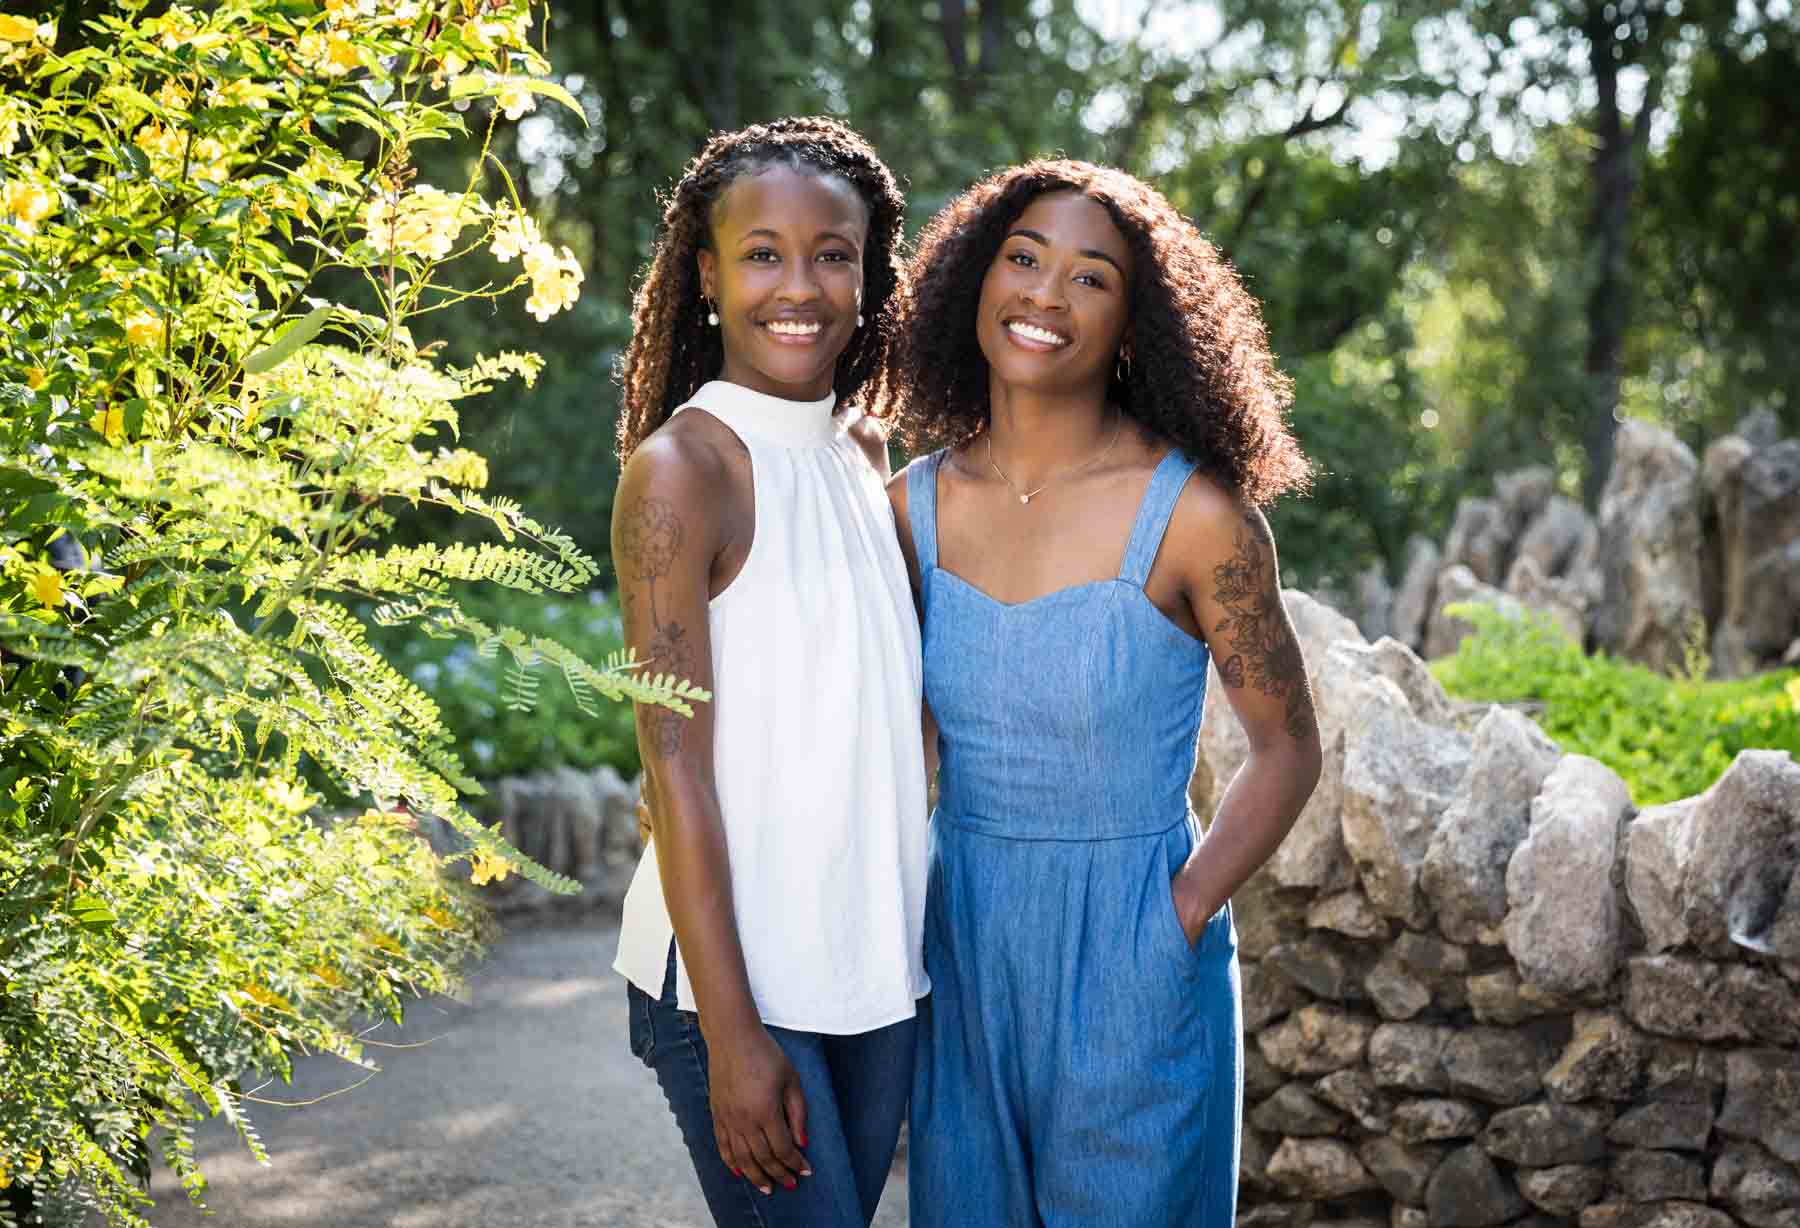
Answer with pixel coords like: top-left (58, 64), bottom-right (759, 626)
top-left (1374, 412), bottom-right (1800, 678)
top-left (1201, 593), bottom-right (1800, 1228)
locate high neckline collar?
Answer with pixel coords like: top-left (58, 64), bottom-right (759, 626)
top-left (688, 380), bottom-right (840, 448)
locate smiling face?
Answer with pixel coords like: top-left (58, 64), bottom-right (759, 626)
top-left (695, 163), bottom-right (869, 402)
top-left (975, 189), bottom-right (1134, 400)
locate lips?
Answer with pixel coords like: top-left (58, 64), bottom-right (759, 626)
top-left (1003, 317), bottom-right (1070, 349)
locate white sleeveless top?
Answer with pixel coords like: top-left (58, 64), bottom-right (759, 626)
top-left (612, 380), bottom-right (930, 1034)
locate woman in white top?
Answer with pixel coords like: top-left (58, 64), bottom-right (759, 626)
top-left (609, 117), bottom-right (928, 1228)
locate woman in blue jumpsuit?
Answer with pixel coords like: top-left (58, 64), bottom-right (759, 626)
top-left (887, 161), bottom-right (1324, 1227)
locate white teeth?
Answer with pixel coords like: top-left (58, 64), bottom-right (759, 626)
top-left (1007, 321), bottom-right (1067, 346)
top-left (766, 320), bottom-right (822, 336)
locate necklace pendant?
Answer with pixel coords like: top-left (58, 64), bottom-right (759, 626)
top-left (1019, 494), bottom-right (1031, 505)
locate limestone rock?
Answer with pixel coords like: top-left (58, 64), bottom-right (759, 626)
top-left (1724, 962), bottom-right (1800, 1045)
top-left (1682, 749), bottom-right (1800, 961)
top-left (1316, 1068), bottom-right (1394, 1132)
top-left (1308, 890), bottom-right (1392, 940)
top-left (1329, 637), bottom-right (1456, 728)
top-left (1443, 497), bottom-right (1512, 587)
top-left (1422, 706), bottom-right (1563, 944)
top-left (1609, 1099), bottom-right (1715, 1152)
top-left (1393, 536), bottom-right (1443, 652)
top-left (1504, 554), bottom-right (1590, 644)
top-left (1613, 1150), bottom-right (1707, 1202)
top-left (1514, 494), bottom-right (1596, 581)
top-left (1366, 951), bottom-right (1433, 1021)
top-left (1257, 1005), bottom-right (1374, 1075)
top-left (1504, 754), bottom-right (1633, 994)
top-left (1424, 565), bottom-right (1521, 661)
top-left (1517, 1164), bottom-right (1607, 1217)
top-left (1355, 563), bottom-right (1395, 644)
top-left (1392, 1098), bottom-right (1487, 1144)
top-left (1266, 1137), bottom-right (1379, 1200)
top-left (1624, 955), bottom-right (1754, 1042)
top-left (1251, 1082), bottom-right (1347, 1137)
top-left (1642, 1040), bottom-right (1727, 1104)
top-left (1245, 1044), bottom-right (1286, 1100)
top-left (1234, 868), bottom-right (1313, 961)
top-left (1370, 1023), bottom-right (1453, 1092)
top-left (1711, 1141), bottom-right (1800, 1228)
top-left (1591, 420), bottom-right (1705, 673)
top-left (1479, 1103), bottom-right (1611, 1166)
top-left (1442, 1027), bottom-right (1549, 1106)
top-left (1359, 1137), bottom-right (1447, 1204)
top-left (1239, 1203), bottom-right (1315, 1228)
top-left (1425, 1145), bottom-right (1526, 1228)
top-left (1625, 1203), bottom-right (1739, 1228)
top-left (1626, 797), bottom-right (1701, 954)
top-left (1467, 967), bottom-right (1573, 1026)
top-left (1342, 699), bottom-right (1472, 924)
top-left (1706, 435), bottom-right (1800, 677)
top-left (1265, 935), bottom-right (1363, 1001)
top-left (1718, 1047), bottom-right (1800, 1166)
top-left (1243, 958), bottom-right (1311, 1032)
top-left (1392, 1208), bottom-right (1429, 1228)
top-left (1544, 1011), bottom-right (1649, 1103)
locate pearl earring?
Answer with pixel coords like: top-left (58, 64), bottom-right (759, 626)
top-left (705, 298), bottom-right (718, 326)
top-left (857, 313), bottom-right (865, 329)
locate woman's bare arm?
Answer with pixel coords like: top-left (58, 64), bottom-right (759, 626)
top-left (614, 427), bottom-right (809, 1195)
top-left (1168, 482), bottom-right (1323, 936)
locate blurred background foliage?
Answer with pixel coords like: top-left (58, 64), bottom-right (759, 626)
top-left (367, 0), bottom-right (1796, 596)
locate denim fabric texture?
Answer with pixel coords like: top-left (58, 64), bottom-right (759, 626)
top-left (905, 448), bottom-right (1245, 1227)
top-left (628, 942), bottom-right (915, 1228)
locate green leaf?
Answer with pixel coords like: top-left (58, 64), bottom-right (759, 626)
top-left (243, 304), bottom-right (336, 374)
top-left (449, 73), bottom-right (588, 125)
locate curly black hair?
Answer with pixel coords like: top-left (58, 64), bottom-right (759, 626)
top-left (615, 116), bottom-right (907, 460)
top-left (891, 159), bottom-right (1310, 505)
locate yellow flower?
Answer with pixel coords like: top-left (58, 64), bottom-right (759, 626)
top-left (0, 14), bottom-right (41, 44)
top-left (522, 242), bottom-right (582, 321)
top-left (362, 185), bottom-right (479, 261)
top-left (0, 111), bottom-right (23, 157)
top-left (421, 905), bottom-right (455, 928)
top-left (156, 78), bottom-right (190, 111)
top-left (25, 367), bottom-right (45, 389)
top-left (0, 1156), bottom-right (8, 1188)
top-left (29, 566), bottom-right (62, 610)
top-left (298, 29), bottom-right (359, 77)
top-left (487, 208), bottom-right (540, 263)
top-left (123, 311), bottom-right (165, 348)
top-left (238, 983), bottom-right (293, 1012)
top-left (1786, 676), bottom-right (1800, 717)
top-left (468, 848), bottom-right (511, 886)
top-left (439, 448), bottom-right (489, 489)
top-left (310, 963), bottom-right (347, 989)
top-left (133, 120), bottom-right (186, 169)
top-left (89, 405), bottom-right (125, 443)
top-left (494, 76), bottom-right (535, 121)
top-left (2, 179), bottom-right (55, 233)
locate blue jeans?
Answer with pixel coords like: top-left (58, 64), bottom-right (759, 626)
top-left (627, 945), bottom-right (916, 1227)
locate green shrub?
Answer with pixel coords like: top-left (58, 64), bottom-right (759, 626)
top-left (1432, 602), bottom-right (1800, 804)
top-left (369, 586), bottom-right (642, 781)
top-left (0, 3), bottom-right (700, 1222)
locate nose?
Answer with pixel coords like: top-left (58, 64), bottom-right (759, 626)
top-left (776, 257), bottom-right (823, 304)
top-left (1021, 268), bottom-right (1067, 312)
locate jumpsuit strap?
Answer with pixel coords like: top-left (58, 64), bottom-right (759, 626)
top-left (1117, 449), bottom-right (1201, 588)
top-left (906, 449), bottom-right (946, 574)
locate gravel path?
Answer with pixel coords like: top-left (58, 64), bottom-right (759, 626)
top-left (137, 920), bottom-right (910, 1228)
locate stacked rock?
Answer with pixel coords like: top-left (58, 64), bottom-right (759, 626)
top-left (1203, 593), bottom-right (1800, 1228)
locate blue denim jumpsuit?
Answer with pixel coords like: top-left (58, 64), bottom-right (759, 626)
top-left (906, 448), bottom-right (1243, 1228)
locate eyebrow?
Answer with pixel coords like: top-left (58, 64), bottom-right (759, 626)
top-left (742, 227), bottom-right (861, 246)
top-left (1007, 227), bottom-right (1126, 278)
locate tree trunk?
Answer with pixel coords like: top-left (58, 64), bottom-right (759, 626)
top-left (1581, 9), bottom-right (1630, 502)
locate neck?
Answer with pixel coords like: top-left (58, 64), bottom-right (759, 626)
top-left (718, 354), bottom-right (836, 402)
top-left (985, 378), bottom-right (1113, 485)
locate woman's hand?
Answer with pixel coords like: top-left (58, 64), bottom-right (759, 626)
top-left (1170, 860), bottom-right (1224, 947)
top-left (705, 1024), bottom-right (811, 1196)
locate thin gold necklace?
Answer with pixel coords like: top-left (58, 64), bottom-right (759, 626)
top-left (984, 409), bottom-right (1123, 505)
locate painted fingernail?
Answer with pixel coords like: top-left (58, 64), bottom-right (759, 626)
top-left (784, 1180), bottom-right (797, 1191)
top-left (732, 1168), bottom-right (743, 1178)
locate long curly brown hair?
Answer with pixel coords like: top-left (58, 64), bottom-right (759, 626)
top-left (891, 159), bottom-right (1311, 505)
top-left (615, 117), bottom-right (907, 461)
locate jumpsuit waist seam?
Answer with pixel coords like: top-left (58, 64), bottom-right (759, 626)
top-left (933, 809), bottom-right (1194, 844)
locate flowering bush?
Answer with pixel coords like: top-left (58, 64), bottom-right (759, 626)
top-left (0, 1), bottom-right (700, 1223)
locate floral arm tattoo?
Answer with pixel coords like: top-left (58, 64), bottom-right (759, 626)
top-left (1211, 511), bottom-right (1316, 743)
top-left (617, 496), bottom-right (699, 759)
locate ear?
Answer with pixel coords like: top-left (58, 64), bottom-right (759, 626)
top-left (696, 248), bottom-right (717, 303)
